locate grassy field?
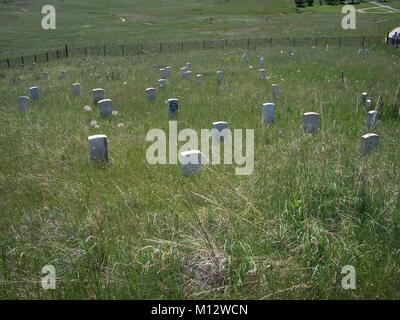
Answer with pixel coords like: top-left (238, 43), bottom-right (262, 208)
top-left (1, 0), bottom-right (400, 300)
top-left (0, 0), bottom-right (399, 57)
top-left (1, 44), bottom-right (400, 299)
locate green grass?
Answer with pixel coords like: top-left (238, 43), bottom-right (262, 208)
top-left (0, 0), bottom-right (399, 58)
top-left (1, 43), bottom-right (400, 299)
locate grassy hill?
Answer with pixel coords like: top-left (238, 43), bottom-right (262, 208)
top-left (0, 0), bottom-right (399, 57)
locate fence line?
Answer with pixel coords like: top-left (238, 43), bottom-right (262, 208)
top-left (0, 36), bottom-right (384, 69)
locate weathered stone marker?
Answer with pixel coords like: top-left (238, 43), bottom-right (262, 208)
top-left (59, 70), bottom-right (66, 80)
top-left (272, 84), bottom-right (281, 97)
top-left (259, 57), bottom-right (265, 67)
top-left (258, 69), bottom-right (266, 80)
top-left (88, 134), bottom-right (108, 162)
top-left (152, 64), bottom-right (158, 72)
top-left (43, 72), bottom-right (49, 80)
top-left (262, 103), bottom-right (275, 124)
top-left (72, 83), bottom-right (81, 96)
top-left (160, 68), bottom-right (168, 79)
top-left (303, 112), bottom-right (320, 133)
top-left (366, 110), bottom-right (378, 130)
top-left (18, 96), bottom-right (29, 112)
top-left (186, 62), bottom-right (192, 71)
top-left (212, 121), bottom-right (229, 140)
top-left (185, 70), bottom-right (192, 80)
top-left (29, 86), bottom-right (39, 100)
top-left (361, 92), bottom-right (368, 107)
top-left (360, 133), bottom-right (379, 155)
top-left (180, 67), bottom-right (187, 77)
top-left (216, 70), bottom-right (224, 84)
top-left (98, 99), bottom-right (113, 118)
top-left (92, 88), bottom-right (105, 105)
top-left (158, 79), bottom-right (167, 89)
top-left (166, 66), bottom-right (172, 77)
top-left (196, 74), bottom-right (203, 86)
top-left (241, 52), bottom-right (248, 62)
top-left (167, 98), bottom-right (179, 118)
top-left (179, 150), bottom-right (202, 176)
top-left (365, 99), bottom-right (372, 111)
top-left (145, 87), bottom-right (157, 101)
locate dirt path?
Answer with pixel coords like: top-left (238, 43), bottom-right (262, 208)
top-left (358, 1), bottom-right (400, 14)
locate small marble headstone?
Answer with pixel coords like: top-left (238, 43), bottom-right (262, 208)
top-left (365, 99), bottom-right (372, 111)
top-left (241, 52), bottom-right (248, 62)
top-left (303, 112), bottom-right (320, 134)
top-left (72, 83), bottom-right (81, 96)
top-left (272, 84), bottom-right (281, 97)
top-left (196, 74), bottom-right (203, 86)
top-left (167, 98), bottom-right (179, 118)
top-left (366, 110), bottom-right (378, 130)
top-left (158, 79), bottom-right (167, 89)
top-left (212, 121), bottom-right (229, 140)
top-left (160, 68), bottom-right (168, 79)
top-left (18, 96), bottom-right (29, 112)
top-left (152, 64), bottom-right (158, 72)
top-left (88, 134), bottom-right (108, 162)
top-left (166, 66), bottom-right (172, 77)
top-left (185, 70), bottom-right (192, 80)
top-left (42, 72), bottom-right (49, 80)
top-left (361, 92), bottom-right (368, 106)
top-left (180, 67), bottom-right (187, 77)
top-left (360, 133), bottom-right (379, 155)
top-left (92, 88), bottom-right (105, 105)
top-left (259, 57), bottom-right (265, 67)
top-left (179, 150), bottom-right (202, 176)
top-left (186, 62), bottom-right (192, 71)
top-left (59, 70), bottom-right (66, 80)
top-left (98, 99), bottom-right (113, 118)
top-left (29, 86), bottom-right (39, 100)
top-left (262, 103), bottom-right (275, 124)
top-left (258, 69), bottom-right (266, 80)
top-left (216, 70), bottom-right (224, 84)
top-left (145, 87), bottom-right (157, 101)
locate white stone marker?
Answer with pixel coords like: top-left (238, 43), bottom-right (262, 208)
top-left (29, 86), bottom-right (39, 100)
top-left (92, 88), bottom-right (105, 105)
top-left (158, 79), bottom-right (167, 89)
top-left (98, 99), bottom-right (113, 118)
top-left (72, 83), bottom-right (81, 96)
top-left (303, 112), bottom-right (320, 133)
top-left (361, 92), bottom-right (368, 106)
top-left (18, 96), bottom-right (29, 112)
top-left (179, 150), bottom-right (202, 176)
top-left (366, 110), bottom-right (378, 130)
top-left (160, 68), bottom-right (168, 79)
top-left (88, 134), bottom-right (108, 162)
top-left (167, 98), bottom-right (179, 118)
top-left (185, 70), bottom-right (193, 80)
top-left (360, 133), bottom-right (379, 156)
top-left (216, 70), bottom-right (224, 84)
top-left (180, 67), bottom-right (187, 77)
top-left (166, 66), bottom-right (172, 77)
top-left (43, 72), bottom-right (49, 80)
top-left (259, 57), bottom-right (265, 67)
top-left (59, 70), bottom-right (66, 80)
top-left (258, 69), bottom-right (266, 80)
top-left (365, 99), bottom-right (372, 111)
top-left (262, 103), bottom-right (275, 124)
top-left (212, 121), bottom-right (229, 141)
top-left (196, 74), bottom-right (204, 86)
top-left (186, 62), bottom-right (192, 71)
top-left (272, 84), bottom-right (281, 97)
top-left (241, 52), bottom-right (248, 62)
top-left (145, 87), bottom-right (157, 101)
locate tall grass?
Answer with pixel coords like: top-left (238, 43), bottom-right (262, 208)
top-left (0, 45), bottom-right (399, 299)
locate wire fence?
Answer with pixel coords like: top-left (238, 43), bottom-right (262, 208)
top-left (0, 35), bottom-right (385, 69)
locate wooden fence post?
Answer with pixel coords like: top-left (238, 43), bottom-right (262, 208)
top-left (7, 58), bottom-right (10, 68)
top-left (65, 45), bottom-right (69, 58)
